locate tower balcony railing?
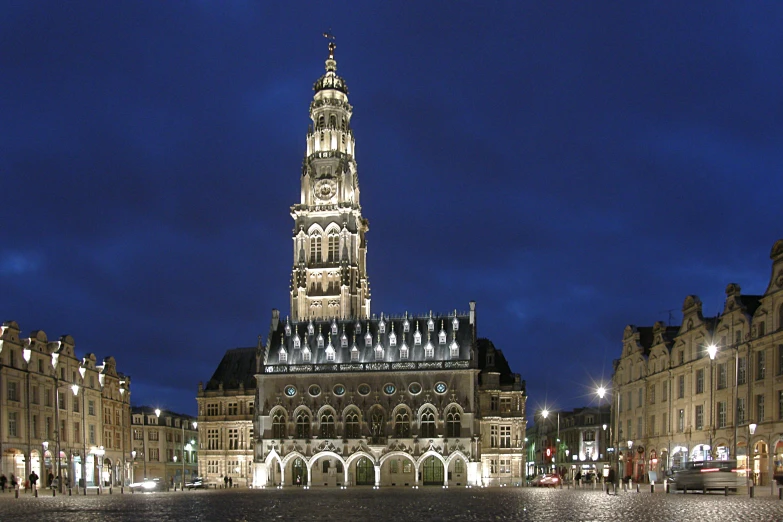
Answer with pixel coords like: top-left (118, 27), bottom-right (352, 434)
top-left (264, 359), bottom-right (472, 374)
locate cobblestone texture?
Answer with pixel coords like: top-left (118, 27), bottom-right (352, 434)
top-left (1, 487), bottom-right (783, 522)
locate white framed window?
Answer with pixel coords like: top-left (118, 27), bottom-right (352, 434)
top-left (450, 340), bottom-right (459, 358)
top-left (400, 345), bottom-right (409, 360)
top-left (325, 346), bottom-right (335, 362)
top-left (424, 342), bottom-right (434, 359)
top-left (414, 331), bottom-right (421, 346)
top-left (375, 345), bottom-right (383, 360)
top-left (331, 321), bottom-right (338, 335)
top-left (403, 319), bottom-right (410, 333)
top-left (389, 332), bottom-right (397, 346)
top-left (452, 317), bottom-right (459, 331)
top-left (365, 331), bottom-right (372, 347)
top-left (293, 335), bottom-right (301, 349)
top-left (439, 330), bottom-right (447, 345)
top-left (302, 348), bottom-right (311, 362)
top-left (379, 320), bottom-right (386, 334)
top-left (341, 333), bottom-right (348, 348)
top-left (351, 346), bottom-right (359, 362)
top-left (317, 334), bottom-right (325, 349)
top-left (279, 349), bottom-right (288, 363)
top-left (427, 318), bottom-right (434, 331)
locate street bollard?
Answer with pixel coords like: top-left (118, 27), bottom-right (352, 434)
top-left (52, 488), bottom-right (56, 497)
top-left (636, 484), bottom-right (639, 493)
top-left (650, 483), bottom-right (654, 493)
top-left (121, 486), bottom-right (124, 494)
top-left (34, 488), bottom-right (38, 498)
top-left (68, 487), bottom-right (72, 496)
top-left (779, 487), bottom-right (782, 500)
top-left (666, 482), bottom-right (670, 494)
top-left (750, 486), bottom-right (754, 498)
top-left (725, 486), bottom-right (729, 496)
top-left (703, 487), bottom-right (707, 495)
top-left (109, 486), bottom-right (112, 495)
top-left (15, 489), bottom-right (18, 499)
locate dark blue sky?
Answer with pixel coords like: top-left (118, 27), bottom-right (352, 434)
top-left (3, 2), bottom-right (782, 416)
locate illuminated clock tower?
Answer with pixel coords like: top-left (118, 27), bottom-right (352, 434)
top-left (290, 40), bottom-right (370, 321)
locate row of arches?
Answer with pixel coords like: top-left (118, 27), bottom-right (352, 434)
top-left (260, 449), bottom-right (470, 487)
top-left (269, 404), bottom-right (463, 440)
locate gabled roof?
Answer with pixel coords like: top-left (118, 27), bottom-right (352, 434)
top-left (476, 338), bottom-right (523, 389)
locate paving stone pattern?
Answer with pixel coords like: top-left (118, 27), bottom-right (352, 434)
top-left (1, 487), bottom-right (783, 521)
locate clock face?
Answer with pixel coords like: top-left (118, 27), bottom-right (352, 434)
top-left (314, 179), bottom-right (336, 201)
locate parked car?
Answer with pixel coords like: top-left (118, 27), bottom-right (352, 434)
top-left (185, 477), bottom-right (205, 490)
top-left (530, 474), bottom-right (560, 487)
top-left (129, 478), bottom-right (164, 492)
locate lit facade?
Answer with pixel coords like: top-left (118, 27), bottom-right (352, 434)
top-left (0, 322), bottom-right (131, 488)
top-left (200, 43), bottom-right (526, 489)
top-left (612, 239), bottom-right (783, 486)
top-left (130, 407), bottom-right (198, 486)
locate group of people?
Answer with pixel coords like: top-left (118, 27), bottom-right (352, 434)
top-left (0, 471), bottom-right (56, 492)
top-left (223, 475), bottom-right (233, 488)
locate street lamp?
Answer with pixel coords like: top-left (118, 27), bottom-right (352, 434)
top-left (42, 441), bottom-right (49, 487)
top-left (181, 421), bottom-right (197, 491)
top-left (93, 446), bottom-right (105, 494)
top-left (707, 343), bottom-right (718, 461)
top-left (119, 381), bottom-right (126, 491)
top-left (131, 450), bottom-right (136, 484)
top-left (596, 385), bottom-right (613, 476)
top-left (749, 423), bottom-right (757, 487)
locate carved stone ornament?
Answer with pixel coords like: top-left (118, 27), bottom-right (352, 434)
top-left (776, 271), bottom-right (783, 288)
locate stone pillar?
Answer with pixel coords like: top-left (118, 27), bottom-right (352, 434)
top-left (374, 465), bottom-right (380, 487)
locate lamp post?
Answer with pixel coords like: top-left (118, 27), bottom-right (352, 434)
top-left (119, 381), bottom-right (126, 492)
top-left (42, 441), bottom-right (49, 487)
top-left (54, 383), bottom-right (79, 494)
top-left (541, 409), bottom-right (561, 473)
top-left (130, 450), bottom-right (136, 484)
top-left (596, 386), bottom-right (613, 477)
top-left (93, 446), bottom-right (105, 494)
top-left (707, 344), bottom-right (718, 460)
top-left (181, 421), bottom-right (196, 490)
top-left (749, 423), bottom-right (757, 487)
top-left (78, 366), bottom-right (87, 494)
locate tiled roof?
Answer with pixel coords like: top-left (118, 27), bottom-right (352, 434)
top-left (204, 347), bottom-right (258, 391)
top-left (476, 338), bottom-right (523, 389)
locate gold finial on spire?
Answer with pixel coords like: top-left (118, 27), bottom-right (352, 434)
top-left (323, 30), bottom-right (336, 59)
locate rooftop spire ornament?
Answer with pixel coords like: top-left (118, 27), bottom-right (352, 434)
top-left (323, 30), bottom-right (336, 59)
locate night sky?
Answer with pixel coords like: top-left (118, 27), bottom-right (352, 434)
top-left (3, 2), bottom-right (782, 417)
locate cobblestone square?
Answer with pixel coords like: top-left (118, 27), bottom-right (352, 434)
top-left (2, 487), bottom-right (783, 522)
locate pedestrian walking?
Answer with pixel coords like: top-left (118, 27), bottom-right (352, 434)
top-left (0, 474), bottom-right (6, 492)
top-left (607, 468), bottom-right (616, 495)
top-left (223, 475), bottom-right (228, 489)
top-left (228, 477), bottom-right (233, 488)
top-left (9, 474), bottom-right (17, 490)
top-left (48, 472), bottom-right (54, 487)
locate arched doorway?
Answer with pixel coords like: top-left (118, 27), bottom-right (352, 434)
top-left (292, 458), bottom-right (307, 486)
top-left (421, 456), bottom-right (444, 485)
top-left (2, 448), bottom-right (25, 481)
top-left (774, 441), bottom-right (783, 485)
top-left (447, 457), bottom-right (467, 486)
top-left (753, 441), bottom-right (768, 486)
top-left (355, 457), bottom-right (374, 485)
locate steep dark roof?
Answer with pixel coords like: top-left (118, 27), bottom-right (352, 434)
top-left (741, 295), bottom-right (762, 317)
top-left (637, 326), bottom-right (654, 354)
top-left (264, 313), bottom-right (474, 369)
top-left (476, 338), bottom-right (523, 388)
top-left (205, 347), bottom-right (257, 391)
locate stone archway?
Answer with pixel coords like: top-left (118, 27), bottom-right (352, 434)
top-left (2, 448), bottom-right (25, 482)
top-left (291, 457), bottom-right (307, 486)
top-left (355, 457), bottom-right (374, 485)
top-left (421, 456), bottom-right (444, 485)
top-left (379, 452), bottom-right (417, 487)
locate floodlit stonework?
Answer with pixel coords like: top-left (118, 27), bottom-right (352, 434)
top-left (199, 42), bottom-right (526, 489)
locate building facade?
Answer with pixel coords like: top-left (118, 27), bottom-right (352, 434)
top-left (195, 349), bottom-right (256, 487)
top-left (199, 43), bottom-right (526, 489)
top-left (612, 239), bottom-right (783, 486)
top-left (0, 321), bottom-right (131, 489)
top-left (130, 407), bottom-right (198, 487)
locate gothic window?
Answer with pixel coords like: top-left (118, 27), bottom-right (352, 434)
top-left (320, 412), bottom-right (335, 438)
top-left (449, 340), bottom-right (459, 358)
top-left (331, 321), bottom-right (338, 335)
top-left (327, 233), bottom-right (339, 261)
top-left (285, 322), bottom-right (291, 336)
top-left (446, 408), bottom-right (461, 437)
top-left (351, 346), bottom-right (359, 362)
top-left (272, 412), bottom-right (286, 439)
top-left (325, 345), bottom-right (335, 361)
top-left (310, 234), bottom-right (322, 262)
top-left (420, 409), bottom-right (436, 438)
top-left (302, 348), bottom-right (311, 362)
top-left (395, 411), bottom-right (410, 438)
top-left (329, 115), bottom-right (336, 128)
top-left (389, 331), bottom-right (397, 347)
top-left (296, 412), bottom-right (310, 439)
top-left (370, 411), bottom-right (385, 438)
top-left (345, 412), bottom-right (360, 438)
top-left (424, 342), bottom-right (434, 359)
top-left (308, 322), bottom-right (314, 336)
top-left (317, 115), bottom-right (325, 129)
top-left (427, 318), bottom-right (434, 331)
top-left (452, 317), bottom-right (459, 331)
top-left (279, 348), bottom-right (288, 363)
top-left (341, 119), bottom-right (346, 132)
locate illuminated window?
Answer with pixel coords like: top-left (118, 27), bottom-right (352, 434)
top-left (310, 234), bottom-right (322, 262)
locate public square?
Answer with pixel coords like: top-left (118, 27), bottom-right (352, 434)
top-left (1, 487), bottom-right (783, 522)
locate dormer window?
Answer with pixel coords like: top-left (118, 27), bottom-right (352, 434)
top-left (414, 329), bottom-right (422, 346)
top-left (424, 342), bottom-right (434, 359)
top-left (325, 345), bottom-right (335, 362)
top-left (450, 340), bottom-right (459, 358)
top-left (375, 345), bottom-right (384, 360)
top-left (389, 332), bottom-right (397, 347)
top-left (400, 343), bottom-right (409, 360)
top-left (302, 347), bottom-right (311, 362)
top-left (293, 335), bottom-right (301, 349)
top-left (355, 321), bottom-right (361, 334)
top-left (452, 317), bottom-right (459, 331)
top-left (427, 318), bottom-right (434, 331)
top-left (365, 331), bottom-right (372, 347)
top-left (317, 334), bottom-right (325, 349)
top-left (285, 322), bottom-right (291, 336)
top-left (351, 346), bottom-right (359, 362)
top-left (308, 322), bottom-right (314, 336)
top-left (403, 319), bottom-right (410, 333)
top-left (341, 333), bottom-right (348, 348)
top-left (439, 329), bottom-right (447, 345)
top-left (331, 321), bottom-right (338, 335)
top-left (379, 320), bottom-right (386, 334)
top-left (279, 348), bottom-right (288, 363)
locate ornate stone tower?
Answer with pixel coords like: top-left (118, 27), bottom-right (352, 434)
top-left (290, 40), bottom-right (370, 321)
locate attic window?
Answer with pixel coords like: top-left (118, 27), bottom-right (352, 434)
top-left (403, 319), bottom-right (410, 333)
top-left (341, 333), bottom-right (348, 348)
top-left (331, 321), bottom-right (338, 335)
top-left (279, 349), bottom-right (288, 363)
top-left (414, 330), bottom-right (422, 346)
top-left (365, 331), bottom-right (372, 347)
top-left (375, 345), bottom-right (384, 360)
top-left (389, 332), bottom-right (397, 347)
top-left (293, 336), bottom-right (301, 349)
top-left (400, 344), bottom-right (409, 360)
top-left (308, 322), bottom-right (314, 336)
top-left (285, 323), bottom-right (291, 336)
top-left (379, 320), bottom-right (386, 334)
top-left (452, 317), bottom-right (459, 331)
top-left (351, 346), bottom-right (359, 362)
top-left (424, 342), bottom-right (434, 359)
top-left (317, 334), bottom-right (325, 349)
top-left (427, 318), bottom-right (434, 331)
top-left (450, 340), bottom-right (459, 358)
top-left (302, 348), bottom-right (311, 362)
top-left (439, 330), bottom-right (447, 345)
top-left (487, 353), bottom-right (494, 366)
top-left (355, 322), bottom-right (361, 334)
top-left (326, 346), bottom-right (335, 362)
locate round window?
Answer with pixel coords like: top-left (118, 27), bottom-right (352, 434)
top-left (284, 385), bottom-right (297, 397)
top-left (357, 383), bottom-right (371, 396)
top-left (309, 385), bottom-right (321, 397)
top-left (333, 384), bottom-right (346, 396)
top-left (434, 382), bottom-right (447, 394)
top-left (408, 382), bottom-right (422, 395)
top-left (383, 383), bottom-right (396, 395)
